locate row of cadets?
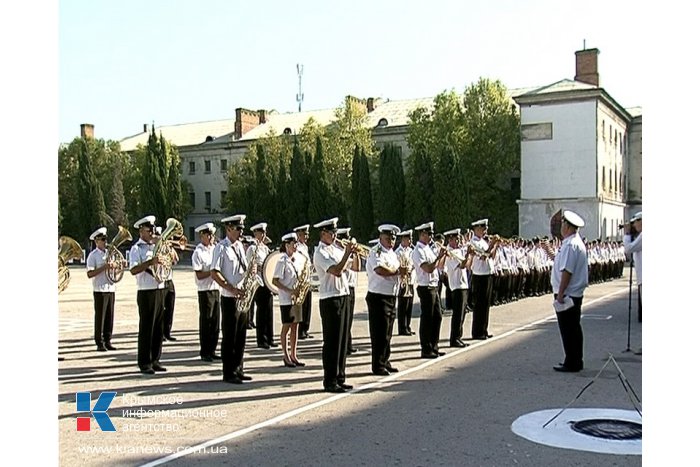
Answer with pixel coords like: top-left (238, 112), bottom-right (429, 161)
top-left (312, 217), bottom-right (357, 393)
top-left (335, 227), bottom-right (360, 355)
top-left (247, 222), bottom-right (277, 349)
top-left (365, 224), bottom-right (403, 375)
top-left (191, 222), bottom-right (221, 362)
top-left (210, 214), bottom-right (253, 384)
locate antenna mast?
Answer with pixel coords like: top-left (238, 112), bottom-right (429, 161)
top-left (296, 64), bottom-right (304, 113)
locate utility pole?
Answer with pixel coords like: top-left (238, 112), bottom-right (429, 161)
top-left (296, 64), bottom-right (304, 113)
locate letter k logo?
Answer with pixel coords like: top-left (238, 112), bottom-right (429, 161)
top-left (76, 392), bottom-right (117, 432)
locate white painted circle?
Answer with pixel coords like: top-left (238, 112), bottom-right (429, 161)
top-left (511, 408), bottom-right (642, 455)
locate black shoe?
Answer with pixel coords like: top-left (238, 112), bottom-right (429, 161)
top-left (246, 325), bottom-right (254, 330)
top-left (291, 360), bottom-right (306, 367)
top-left (386, 366), bottom-right (399, 373)
top-left (553, 364), bottom-right (581, 373)
top-left (324, 385), bottom-right (346, 393)
top-left (421, 352), bottom-right (438, 359)
top-left (373, 368), bottom-right (390, 376)
top-left (339, 383), bottom-right (353, 390)
top-left (238, 373), bottom-right (252, 381)
top-left (407, 328), bottom-right (416, 335)
top-left (306, 334), bottom-right (314, 339)
top-left (473, 335), bottom-right (488, 340)
top-left (201, 356), bottom-right (213, 362)
top-left (450, 341), bottom-right (467, 348)
top-left (164, 335), bottom-right (177, 341)
top-left (105, 343), bottom-right (117, 350)
top-left (140, 368), bottom-right (155, 375)
top-left (224, 376), bottom-right (243, 384)
top-left (486, 334), bottom-right (494, 338)
top-left (398, 331), bottom-right (411, 336)
top-left (250, 323), bottom-right (256, 328)
top-left (152, 363), bottom-right (167, 372)
top-left (348, 347), bottom-right (358, 354)
top-left (96, 345), bottom-right (107, 352)
top-left (298, 333), bottom-right (308, 340)
top-left (269, 342), bottom-right (279, 347)
top-left (437, 351), bottom-right (446, 356)
top-left (283, 359), bottom-right (297, 368)
top-left (258, 344), bottom-right (270, 349)
top-left (211, 354), bottom-right (222, 360)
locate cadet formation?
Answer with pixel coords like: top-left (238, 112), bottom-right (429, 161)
top-left (70, 210), bottom-right (630, 392)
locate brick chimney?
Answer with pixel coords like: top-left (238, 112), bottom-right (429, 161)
top-left (234, 108), bottom-right (261, 139)
top-left (575, 48), bottom-right (600, 87)
top-left (80, 123), bottom-right (94, 139)
top-left (143, 124), bottom-right (149, 133)
top-left (366, 97), bottom-right (375, 113)
top-left (258, 109), bottom-right (267, 124)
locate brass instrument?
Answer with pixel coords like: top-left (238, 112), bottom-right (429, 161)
top-left (58, 236), bottom-right (83, 294)
top-left (105, 226), bottom-right (132, 283)
top-left (337, 238), bottom-right (371, 259)
top-left (236, 240), bottom-right (263, 313)
top-left (152, 218), bottom-right (183, 282)
top-left (291, 255), bottom-right (312, 315)
top-left (398, 249), bottom-right (413, 297)
top-left (166, 236), bottom-right (197, 252)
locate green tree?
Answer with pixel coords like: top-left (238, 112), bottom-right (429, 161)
top-left (287, 138), bottom-right (309, 228)
top-left (140, 127), bottom-right (168, 222)
top-left (108, 157), bottom-right (128, 229)
top-left (377, 144), bottom-right (406, 226)
top-left (351, 149), bottom-right (375, 242)
top-left (308, 136), bottom-right (334, 224)
top-left (167, 147), bottom-right (184, 220)
top-left (76, 139), bottom-right (109, 243)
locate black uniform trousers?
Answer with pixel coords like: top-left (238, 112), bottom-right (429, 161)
top-left (299, 290), bottom-right (313, 337)
top-left (137, 289), bottom-right (165, 370)
top-left (417, 285), bottom-right (442, 355)
top-left (347, 286), bottom-right (356, 352)
top-left (320, 295), bottom-right (350, 389)
top-left (198, 290), bottom-right (221, 358)
top-left (93, 291), bottom-right (115, 347)
top-left (555, 295), bottom-right (584, 370)
top-left (396, 285), bottom-right (414, 334)
top-left (450, 288), bottom-right (468, 344)
top-left (254, 286), bottom-right (275, 346)
top-left (162, 279), bottom-right (176, 338)
top-left (471, 274), bottom-right (493, 339)
top-left (221, 296), bottom-right (249, 380)
top-left (366, 292), bottom-right (397, 372)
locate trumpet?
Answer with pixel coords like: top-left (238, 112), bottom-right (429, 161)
top-left (337, 238), bottom-right (371, 259)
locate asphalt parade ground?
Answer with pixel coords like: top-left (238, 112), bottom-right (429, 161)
top-left (58, 267), bottom-right (642, 467)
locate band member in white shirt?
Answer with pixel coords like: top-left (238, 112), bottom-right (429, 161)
top-left (247, 222), bottom-right (277, 349)
top-left (192, 222), bottom-right (221, 362)
top-left (272, 232), bottom-right (306, 368)
top-left (294, 224), bottom-right (314, 339)
top-left (366, 224), bottom-right (403, 375)
top-left (153, 225), bottom-right (179, 342)
top-left (313, 217), bottom-right (357, 393)
top-left (623, 211), bottom-right (642, 323)
top-left (545, 210), bottom-right (589, 373)
top-left (129, 215), bottom-right (167, 375)
top-left (395, 230), bottom-right (416, 336)
top-left (211, 214), bottom-right (251, 384)
top-left (86, 227), bottom-right (117, 352)
top-left (444, 228), bottom-right (473, 348)
top-left (412, 221), bottom-right (447, 359)
top-left (469, 218), bottom-right (499, 340)
top-left (335, 227), bottom-right (360, 355)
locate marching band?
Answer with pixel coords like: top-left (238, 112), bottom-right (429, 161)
top-left (61, 212), bottom-right (630, 390)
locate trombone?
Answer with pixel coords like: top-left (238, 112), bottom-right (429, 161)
top-left (167, 236), bottom-right (198, 252)
top-left (337, 238), bottom-right (371, 259)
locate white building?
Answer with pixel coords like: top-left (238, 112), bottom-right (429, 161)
top-left (515, 48), bottom-right (642, 240)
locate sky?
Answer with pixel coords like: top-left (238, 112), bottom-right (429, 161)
top-left (58, 0), bottom-right (651, 144)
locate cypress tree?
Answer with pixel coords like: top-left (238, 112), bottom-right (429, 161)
top-left (167, 149), bottom-right (183, 220)
top-left (254, 143), bottom-right (276, 226)
top-left (288, 138), bottom-right (308, 227)
top-left (377, 144), bottom-right (406, 226)
top-left (77, 139), bottom-right (109, 242)
top-left (141, 127), bottom-right (168, 223)
top-left (308, 136), bottom-right (333, 224)
top-left (352, 149), bottom-right (375, 242)
top-left (108, 157), bottom-right (128, 229)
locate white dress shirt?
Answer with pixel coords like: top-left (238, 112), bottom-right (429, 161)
top-left (551, 233), bottom-right (589, 298)
top-left (211, 237), bottom-right (248, 298)
top-left (412, 241), bottom-right (439, 287)
top-left (445, 246), bottom-right (469, 291)
top-left (366, 244), bottom-right (400, 296)
top-left (623, 232), bottom-right (642, 285)
top-left (470, 236), bottom-right (494, 275)
top-left (129, 239), bottom-right (165, 290)
top-left (273, 253), bottom-right (301, 306)
top-left (313, 241), bottom-right (350, 300)
top-left (86, 247), bottom-right (116, 292)
top-left (192, 243), bottom-right (219, 292)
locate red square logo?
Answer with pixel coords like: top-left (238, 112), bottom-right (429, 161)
top-left (77, 417), bottom-right (91, 431)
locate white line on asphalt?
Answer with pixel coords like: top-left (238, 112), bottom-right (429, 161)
top-left (139, 286), bottom-right (628, 467)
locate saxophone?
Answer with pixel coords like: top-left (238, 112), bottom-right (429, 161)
top-left (291, 255), bottom-right (312, 314)
top-left (236, 241), bottom-right (263, 313)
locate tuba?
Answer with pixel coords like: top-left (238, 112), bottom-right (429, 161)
top-left (58, 236), bottom-right (83, 294)
top-left (106, 226), bottom-right (132, 283)
top-left (236, 241), bottom-right (263, 313)
top-left (152, 218), bottom-right (183, 282)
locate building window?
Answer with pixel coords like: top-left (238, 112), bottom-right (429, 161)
top-left (602, 167), bottom-right (606, 193)
top-left (220, 191), bottom-right (227, 208)
top-left (189, 192), bottom-right (195, 208)
top-left (609, 124), bottom-right (612, 142)
top-left (189, 161), bottom-right (195, 174)
top-left (614, 167), bottom-right (618, 193)
top-left (619, 173), bottom-right (623, 196)
top-left (220, 159), bottom-right (228, 172)
top-left (601, 121), bottom-right (605, 143)
top-left (205, 191), bottom-right (211, 211)
top-left (609, 168), bottom-right (612, 192)
top-left (204, 160), bottom-right (211, 174)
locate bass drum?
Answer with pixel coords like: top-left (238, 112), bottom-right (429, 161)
top-left (261, 250), bottom-right (284, 295)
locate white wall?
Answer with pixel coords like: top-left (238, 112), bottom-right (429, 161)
top-left (520, 100), bottom-right (597, 200)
